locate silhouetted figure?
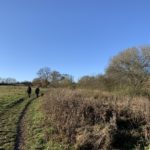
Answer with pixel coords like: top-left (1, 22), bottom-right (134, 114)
top-left (35, 87), bottom-right (40, 98)
top-left (27, 85), bottom-right (32, 98)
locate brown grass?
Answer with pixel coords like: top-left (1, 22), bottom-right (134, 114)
top-left (42, 88), bottom-right (150, 149)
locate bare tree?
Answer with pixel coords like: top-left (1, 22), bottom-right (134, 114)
top-left (49, 71), bottom-right (62, 82)
top-left (37, 67), bottom-right (51, 87)
top-left (106, 47), bottom-right (150, 91)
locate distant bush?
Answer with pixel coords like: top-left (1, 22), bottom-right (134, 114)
top-left (77, 75), bottom-right (114, 91)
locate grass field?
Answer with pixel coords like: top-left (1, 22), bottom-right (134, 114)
top-left (0, 86), bottom-right (26, 149)
top-left (0, 86), bottom-right (46, 150)
top-left (0, 86), bottom-right (150, 150)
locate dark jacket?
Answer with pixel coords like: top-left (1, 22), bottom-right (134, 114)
top-left (27, 86), bottom-right (32, 94)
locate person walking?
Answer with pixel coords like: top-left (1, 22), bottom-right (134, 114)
top-left (27, 85), bottom-right (32, 98)
top-left (35, 87), bottom-right (40, 98)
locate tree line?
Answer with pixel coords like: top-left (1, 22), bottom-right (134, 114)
top-left (1, 46), bottom-right (150, 95)
top-left (79, 47), bottom-right (150, 95)
top-left (0, 77), bottom-right (17, 85)
top-left (32, 68), bottom-right (75, 88)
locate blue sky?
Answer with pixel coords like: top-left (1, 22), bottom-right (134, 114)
top-left (0, 0), bottom-right (150, 81)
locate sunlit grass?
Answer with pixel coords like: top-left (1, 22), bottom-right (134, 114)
top-left (0, 86), bottom-right (33, 149)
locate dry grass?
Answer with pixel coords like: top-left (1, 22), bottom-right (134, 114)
top-left (42, 88), bottom-right (150, 150)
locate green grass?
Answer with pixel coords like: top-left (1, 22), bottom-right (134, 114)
top-left (0, 86), bottom-right (26, 111)
top-left (0, 86), bottom-right (28, 149)
top-left (0, 99), bottom-right (30, 149)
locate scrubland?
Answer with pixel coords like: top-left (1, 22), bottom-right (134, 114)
top-left (42, 88), bottom-right (150, 150)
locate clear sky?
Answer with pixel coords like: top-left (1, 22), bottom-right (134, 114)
top-left (0, 0), bottom-right (150, 81)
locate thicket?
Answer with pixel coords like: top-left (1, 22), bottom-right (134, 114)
top-left (78, 47), bottom-right (150, 96)
top-left (42, 89), bottom-right (150, 150)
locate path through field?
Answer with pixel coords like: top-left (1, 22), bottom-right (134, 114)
top-left (0, 96), bottom-right (45, 150)
top-left (16, 97), bottom-right (46, 150)
top-left (0, 86), bottom-right (47, 150)
top-left (14, 97), bottom-right (36, 150)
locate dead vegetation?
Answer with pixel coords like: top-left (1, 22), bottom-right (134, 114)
top-left (42, 88), bottom-right (150, 149)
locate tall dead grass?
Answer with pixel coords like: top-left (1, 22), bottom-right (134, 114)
top-left (42, 88), bottom-right (150, 149)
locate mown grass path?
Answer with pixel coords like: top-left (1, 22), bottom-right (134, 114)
top-left (17, 97), bottom-right (47, 150)
top-left (0, 86), bottom-right (48, 150)
top-left (14, 97), bottom-right (36, 150)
